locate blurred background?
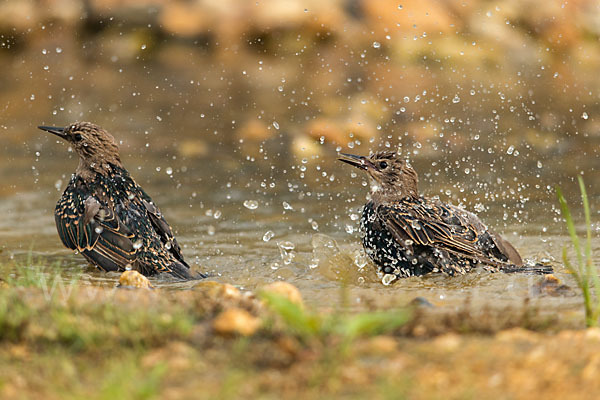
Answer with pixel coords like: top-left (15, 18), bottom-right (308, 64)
top-left (0, 0), bottom-right (599, 299)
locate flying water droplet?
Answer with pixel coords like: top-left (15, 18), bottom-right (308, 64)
top-left (263, 230), bottom-right (275, 242)
top-left (243, 200), bottom-right (259, 210)
top-left (277, 241), bottom-right (296, 264)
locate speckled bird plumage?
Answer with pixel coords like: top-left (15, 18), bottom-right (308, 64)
top-left (339, 151), bottom-right (552, 279)
top-left (40, 122), bottom-right (204, 280)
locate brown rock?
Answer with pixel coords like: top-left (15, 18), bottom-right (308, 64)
top-left (213, 308), bottom-right (261, 337)
top-left (117, 270), bottom-right (153, 289)
top-left (261, 281), bottom-right (304, 308)
top-left (159, 2), bottom-right (210, 37)
top-left (305, 118), bottom-right (347, 145)
top-left (237, 119), bottom-right (272, 142)
top-left (193, 281), bottom-right (241, 300)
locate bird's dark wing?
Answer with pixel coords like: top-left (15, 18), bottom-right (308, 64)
top-left (55, 189), bottom-right (136, 271)
top-left (377, 200), bottom-right (499, 264)
top-left (139, 194), bottom-right (188, 267)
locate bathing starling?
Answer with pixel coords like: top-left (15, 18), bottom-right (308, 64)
top-left (338, 151), bottom-right (552, 279)
top-left (39, 122), bottom-right (205, 280)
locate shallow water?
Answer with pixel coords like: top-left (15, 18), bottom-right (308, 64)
top-left (1, 47), bottom-right (599, 314)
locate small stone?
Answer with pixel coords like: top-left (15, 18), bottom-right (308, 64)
top-left (193, 281), bottom-right (241, 299)
top-left (261, 281), bottom-right (304, 308)
top-left (213, 308), bottom-right (261, 337)
top-left (237, 119), bottom-right (271, 141)
top-left (118, 270), bottom-right (153, 289)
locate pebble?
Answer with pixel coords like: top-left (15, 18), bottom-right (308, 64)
top-left (117, 270), bottom-right (153, 289)
top-left (261, 281), bottom-right (304, 308)
top-left (213, 308), bottom-right (261, 336)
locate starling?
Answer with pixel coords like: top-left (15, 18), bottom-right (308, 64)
top-left (338, 151), bottom-right (552, 279)
top-left (39, 122), bottom-right (205, 280)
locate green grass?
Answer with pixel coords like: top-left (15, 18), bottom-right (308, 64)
top-left (557, 176), bottom-right (600, 327)
top-left (260, 290), bottom-right (410, 342)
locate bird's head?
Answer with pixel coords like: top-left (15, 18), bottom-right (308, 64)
top-left (39, 122), bottom-right (122, 175)
top-left (338, 151), bottom-right (419, 201)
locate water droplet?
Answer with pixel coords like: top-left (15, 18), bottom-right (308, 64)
top-left (582, 112), bottom-right (589, 120)
top-left (141, 44), bottom-right (147, 50)
top-left (345, 224), bottom-right (354, 234)
top-left (372, 41), bottom-right (381, 49)
top-left (243, 200), bottom-right (259, 210)
top-left (273, 121), bottom-right (280, 130)
top-left (354, 251), bottom-right (368, 269)
top-left (382, 274), bottom-right (397, 286)
top-left (277, 241), bottom-right (296, 264)
top-left (262, 230), bottom-right (275, 242)
top-left (282, 202), bottom-right (293, 210)
top-left (133, 240), bottom-right (143, 250)
top-left (165, 167), bottom-right (173, 175)
top-left (311, 220), bottom-right (319, 230)
top-left (452, 95), bottom-right (460, 103)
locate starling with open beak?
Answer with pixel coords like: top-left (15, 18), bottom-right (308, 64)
top-left (338, 151), bottom-right (552, 280)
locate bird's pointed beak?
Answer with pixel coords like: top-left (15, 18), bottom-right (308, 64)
top-left (337, 153), bottom-right (373, 170)
top-left (38, 125), bottom-right (67, 139)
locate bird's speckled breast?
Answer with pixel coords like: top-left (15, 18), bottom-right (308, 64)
top-left (359, 201), bottom-right (432, 277)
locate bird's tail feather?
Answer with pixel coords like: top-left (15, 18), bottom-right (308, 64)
top-left (500, 263), bottom-right (553, 275)
top-left (168, 262), bottom-right (207, 280)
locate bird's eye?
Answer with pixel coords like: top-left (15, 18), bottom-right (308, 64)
top-left (379, 161), bottom-right (388, 169)
top-left (73, 133), bottom-right (83, 141)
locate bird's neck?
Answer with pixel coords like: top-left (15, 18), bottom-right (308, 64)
top-left (76, 157), bottom-right (121, 180)
top-left (370, 185), bottom-right (419, 205)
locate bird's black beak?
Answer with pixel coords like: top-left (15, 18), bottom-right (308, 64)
top-left (38, 125), bottom-right (67, 140)
top-left (337, 153), bottom-right (373, 170)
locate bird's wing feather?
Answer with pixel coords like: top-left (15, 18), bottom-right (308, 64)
top-left (378, 201), bottom-right (492, 260)
top-left (56, 188), bottom-right (136, 271)
top-left (140, 195), bottom-right (188, 267)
